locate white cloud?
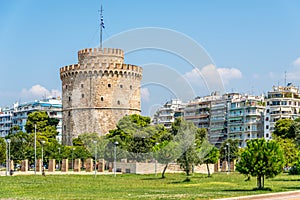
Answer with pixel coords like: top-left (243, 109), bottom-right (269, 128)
top-left (183, 64), bottom-right (242, 86)
top-left (140, 87), bottom-right (150, 102)
top-left (293, 57), bottom-right (300, 67)
top-left (21, 84), bottom-right (61, 100)
top-left (217, 67), bottom-right (242, 84)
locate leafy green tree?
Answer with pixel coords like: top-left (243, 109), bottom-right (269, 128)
top-left (25, 111), bottom-right (58, 139)
top-left (153, 140), bottom-right (181, 178)
top-left (274, 118), bottom-right (294, 138)
top-left (275, 137), bottom-right (299, 167)
top-left (236, 138), bottom-right (285, 189)
top-left (107, 114), bottom-right (170, 162)
top-left (219, 139), bottom-right (239, 162)
top-left (78, 133), bottom-right (109, 159)
top-left (203, 145), bottom-right (219, 177)
top-left (0, 138), bottom-right (6, 164)
top-left (173, 118), bottom-right (206, 181)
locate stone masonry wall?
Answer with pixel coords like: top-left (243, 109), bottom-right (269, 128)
top-left (60, 48), bottom-right (142, 145)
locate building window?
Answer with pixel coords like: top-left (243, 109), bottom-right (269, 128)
top-left (108, 84), bottom-right (111, 88)
top-left (266, 133), bottom-right (269, 138)
top-left (266, 125), bottom-right (269, 129)
top-left (266, 109), bottom-right (269, 113)
top-left (130, 85), bottom-right (132, 90)
top-left (101, 97), bottom-right (104, 101)
top-left (117, 100), bottom-right (120, 105)
top-left (69, 96), bottom-right (71, 101)
top-left (68, 111), bottom-right (71, 116)
top-left (82, 94), bottom-right (84, 98)
top-left (265, 117), bottom-right (269, 121)
top-left (63, 125), bottom-right (66, 131)
top-left (65, 85), bottom-right (68, 89)
top-left (81, 84), bottom-right (84, 88)
top-left (120, 84), bottom-right (123, 88)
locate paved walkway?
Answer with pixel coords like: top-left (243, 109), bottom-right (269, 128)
top-left (217, 190), bottom-right (300, 200)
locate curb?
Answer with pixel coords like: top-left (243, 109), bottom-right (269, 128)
top-left (216, 190), bottom-right (300, 200)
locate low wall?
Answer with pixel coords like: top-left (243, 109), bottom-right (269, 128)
top-left (115, 162), bottom-right (214, 174)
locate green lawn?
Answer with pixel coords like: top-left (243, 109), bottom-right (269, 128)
top-left (0, 172), bottom-right (300, 199)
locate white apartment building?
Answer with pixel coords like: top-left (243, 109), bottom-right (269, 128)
top-left (228, 94), bottom-right (265, 147)
top-left (265, 84), bottom-right (300, 139)
top-left (0, 97), bottom-right (63, 143)
top-left (152, 99), bottom-right (185, 129)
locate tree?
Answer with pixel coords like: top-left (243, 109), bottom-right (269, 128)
top-left (219, 139), bottom-right (239, 162)
top-left (107, 114), bottom-right (170, 162)
top-left (273, 118), bottom-right (294, 138)
top-left (173, 118), bottom-right (207, 181)
top-left (153, 140), bottom-right (180, 178)
top-left (275, 137), bottom-right (299, 167)
top-left (0, 138), bottom-right (6, 164)
top-left (25, 111), bottom-right (58, 139)
top-left (236, 138), bottom-right (285, 189)
top-left (203, 145), bottom-right (219, 177)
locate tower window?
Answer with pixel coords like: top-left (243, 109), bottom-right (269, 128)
top-left (69, 96), bottom-right (71, 101)
top-left (117, 100), bottom-right (120, 105)
top-left (108, 84), bottom-right (111, 88)
top-left (101, 97), bottom-right (104, 101)
top-left (120, 84), bottom-right (123, 88)
top-left (82, 94), bottom-right (84, 98)
top-left (81, 84), bottom-right (84, 88)
top-left (68, 111), bottom-right (71, 116)
top-left (130, 85), bottom-right (132, 90)
top-left (65, 85), bottom-right (68, 89)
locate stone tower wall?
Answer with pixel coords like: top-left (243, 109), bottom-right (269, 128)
top-left (60, 48), bottom-right (142, 145)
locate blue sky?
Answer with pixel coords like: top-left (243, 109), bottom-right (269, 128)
top-left (1, 0), bottom-right (300, 115)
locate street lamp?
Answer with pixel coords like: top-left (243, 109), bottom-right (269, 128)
top-left (114, 141), bottom-right (118, 177)
top-left (154, 142), bottom-right (159, 176)
top-left (93, 140), bottom-right (97, 177)
top-left (58, 147), bottom-right (61, 171)
top-left (226, 142), bottom-right (230, 174)
top-left (34, 124), bottom-right (37, 175)
top-left (72, 147), bottom-right (75, 171)
top-left (5, 139), bottom-right (11, 176)
top-left (41, 140), bottom-right (45, 174)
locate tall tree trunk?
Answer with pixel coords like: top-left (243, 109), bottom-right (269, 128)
top-left (262, 175), bottom-right (264, 188)
top-left (257, 175), bottom-right (262, 189)
top-left (162, 163), bottom-right (168, 179)
top-left (206, 163), bottom-right (211, 177)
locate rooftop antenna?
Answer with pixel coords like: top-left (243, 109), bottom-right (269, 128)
top-left (99, 5), bottom-right (105, 50)
top-left (284, 70), bottom-right (287, 86)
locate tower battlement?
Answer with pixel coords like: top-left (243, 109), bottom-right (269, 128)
top-left (78, 48), bottom-right (124, 64)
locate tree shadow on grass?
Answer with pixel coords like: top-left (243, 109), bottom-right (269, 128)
top-left (140, 177), bottom-right (164, 181)
top-left (282, 186), bottom-right (300, 190)
top-left (270, 178), bottom-right (300, 182)
top-left (223, 188), bottom-right (272, 192)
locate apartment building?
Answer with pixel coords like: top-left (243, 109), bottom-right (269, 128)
top-left (264, 83), bottom-right (300, 139)
top-left (0, 97), bottom-right (62, 142)
top-left (152, 99), bottom-right (185, 129)
top-left (228, 95), bottom-right (265, 147)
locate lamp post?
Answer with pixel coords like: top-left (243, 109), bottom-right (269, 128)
top-left (5, 139), bottom-right (11, 176)
top-left (154, 142), bottom-right (159, 176)
top-left (34, 124), bottom-right (37, 175)
top-left (58, 147), bottom-right (61, 171)
top-left (93, 140), bottom-right (97, 177)
top-left (5, 139), bottom-right (8, 176)
top-left (226, 142), bottom-right (230, 174)
top-left (114, 141), bottom-right (118, 177)
top-left (72, 147), bottom-right (75, 171)
top-left (41, 140), bottom-right (45, 171)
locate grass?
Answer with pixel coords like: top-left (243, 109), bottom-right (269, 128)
top-left (0, 172), bottom-right (300, 199)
